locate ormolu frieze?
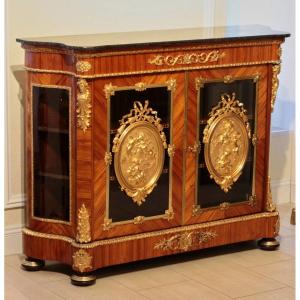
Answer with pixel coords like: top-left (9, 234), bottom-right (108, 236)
top-left (112, 101), bottom-right (167, 206)
top-left (203, 93), bottom-right (251, 192)
top-left (148, 50), bottom-right (225, 66)
top-left (154, 231), bottom-right (217, 252)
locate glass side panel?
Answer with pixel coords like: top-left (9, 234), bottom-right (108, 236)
top-left (32, 86), bottom-right (70, 221)
top-left (109, 87), bottom-right (171, 222)
top-left (197, 79), bottom-right (256, 209)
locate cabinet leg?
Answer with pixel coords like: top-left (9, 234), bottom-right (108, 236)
top-left (21, 257), bottom-right (45, 271)
top-left (258, 238), bottom-right (280, 251)
top-left (71, 272), bottom-right (96, 286)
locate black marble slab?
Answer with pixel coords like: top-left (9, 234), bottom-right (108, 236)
top-left (17, 25), bottom-right (290, 51)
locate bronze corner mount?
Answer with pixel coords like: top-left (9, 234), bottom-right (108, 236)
top-left (76, 79), bottom-right (92, 132)
top-left (76, 204), bottom-right (91, 243)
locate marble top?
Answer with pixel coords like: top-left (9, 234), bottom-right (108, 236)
top-left (17, 25), bottom-right (290, 51)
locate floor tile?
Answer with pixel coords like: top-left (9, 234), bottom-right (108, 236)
top-left (168, 258), bottom-right (286, 298)
top-left (250, 259), bottom-right (295, 287)
top-left (236, 286), bottom-right (295, 300)
top-left (5, 258), bottom-right (70, 283)
top-left (278, 235), bottom-right (295, 257)
top-left (4, 254), bottom-right (24, 268)
top-left (5, 265), bottom-right (64, 299)
top-left (42, 277), bottom-right (149, 300)
top-left (111, 265), bottom-right (187, 291)
top-left (279, 223), bottom-right (295, 238)
top-left (5, 281), bottom-right (29, 300)
top-left (138, 279), bottom-right (232, 300)
top-left (202, 248), bottom-right (292, 268)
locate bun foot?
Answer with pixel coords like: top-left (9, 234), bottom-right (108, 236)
top-left (71, 273), bottom-right (96, 286)
top-left (258, 238), bottom-right (280, 251)
top-left (21, 257), bottom-right (45, 271)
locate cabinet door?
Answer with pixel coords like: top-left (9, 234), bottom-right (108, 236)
top-left (93, 73), bottom-right (184, 239)
top-left (184, 66), bottom-right (269, 224)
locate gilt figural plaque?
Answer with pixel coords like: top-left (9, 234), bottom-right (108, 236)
top-left (112, 101), bottom-right (167, 205)
top-left (203, 93), bottom-right (251, 192)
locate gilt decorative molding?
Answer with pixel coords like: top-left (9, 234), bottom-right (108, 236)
top-left (166, 78), bottom-right (177, 92)
top-left (248, 194), bottom-right (257, 207)
top-left (252, 133), bottom-right (258, 146)
top-left (274, 215), bottom-right (280, 236)
top-left (266, 176), bottom-right (277, 212)
top-left (148, 50), bottom-right (225, 66)
top-left (154, 231), bottom-right (217, 252)
top-left (167, 144), bottom-right (176, 157)
top-left (271, 64), bottom-right (281, 112)
top-left (163, 208), bottom-right (175, 220)
top-left (104, 82), bottom-right (117, 100)
top-left (112, 101), bottom-right (167, 206)
top-left (192, 204), bottom-right (201, 216)
top-left (23, 211), bottom-right (279, 249)
top-left (104, 152), bottom-right (112, 166)
top-left (203, 93), bottom-right (251, 192)
top-left (76, 204), bottom-right (91, 243)
top-left (102, 218), bottom-right (112, 231)
top-left (188, 141), bottom-right (201, 155)
top-left (219, 202), bottom-right (230, 210)
top-left (134, 82), bottom-right (147, 91)
top-left (223, 75), bottom-right (234, 83)
top-left (72, 249), bottom-right (92, 272)
top-left (76, 61), bottom-right (92, 73)
top-left (76, 79), bottom-right (91, 132)
top-left (133, 216), bottom-right (145, 224)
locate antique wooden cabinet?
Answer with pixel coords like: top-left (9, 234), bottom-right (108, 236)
top-left (17, 26), bottom-right (290, 285)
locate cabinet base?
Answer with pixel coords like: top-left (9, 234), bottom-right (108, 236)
top-left (22, 211), bottom-right (279, 276)
top-left (71, 274), bottom-right (96, 286)
top-left (21, 257), bottom-right (45, 271)
top-left (258, 238), bottom-right (280, 251)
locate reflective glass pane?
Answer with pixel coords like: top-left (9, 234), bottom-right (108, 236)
top-left (32, 86), bottom-right (70, 221)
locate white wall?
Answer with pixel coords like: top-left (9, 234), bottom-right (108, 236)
top-left (225, 0), bottom-right (295, 132)
top-left (5, 0), bottom-right (294, 254)
top-left (220, 0), bottom-right (295, 206)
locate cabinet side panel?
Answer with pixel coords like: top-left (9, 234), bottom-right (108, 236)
top-left (25, 71), bottom-right (75, 237)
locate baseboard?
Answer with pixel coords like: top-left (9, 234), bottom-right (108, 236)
top-left (5, 224), bottom-right (23, 255)
top-left (5, 194), bottom-right (25, 210)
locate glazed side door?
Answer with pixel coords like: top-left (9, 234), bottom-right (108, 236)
top-left (93, 73), bottom-right (184, 239)
top-left (184, 66), bottom-right (270, 225)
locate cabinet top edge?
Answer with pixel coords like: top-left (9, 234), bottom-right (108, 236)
top-left (16, 25), bottom-right (290, 52)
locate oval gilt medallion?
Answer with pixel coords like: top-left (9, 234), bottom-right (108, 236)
top-left (114, 121), bottom-right (165, 205)
top-left (112, 101), bottom-right (167, 205)
top-left (203, 93), bottom-right (251, 192)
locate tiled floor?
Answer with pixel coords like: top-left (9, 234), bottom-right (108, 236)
top-left (5, 204), bottom-right (295, 300)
